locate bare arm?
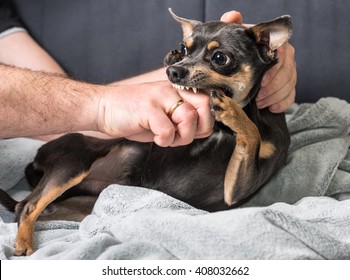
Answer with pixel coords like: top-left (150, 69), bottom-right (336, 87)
top-left (0, 32), bottom-right (212, 144)
top-left (0, 32), bottom-right (113, 140)
top-left (0, 31), bottom-right (65, 74)
top-left (113, 67), bottom-right (167, 85)
top-left (0, 63), bottom-right (212, 146)
top-left (0, 63), bottom-right (99, 138)
top-left (0, 31), bottom-right (166, 86)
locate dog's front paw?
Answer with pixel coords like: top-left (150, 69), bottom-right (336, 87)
top-left (164, 50), bottom-right (183, 66)
top-left (210, 90), bottom-right (240, 127)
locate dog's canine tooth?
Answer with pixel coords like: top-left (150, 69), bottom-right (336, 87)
top-left (193, 87), bottom-right (198, 94)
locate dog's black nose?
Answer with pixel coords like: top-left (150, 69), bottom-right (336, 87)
top-left (166, 66), bottom-right (188, 84)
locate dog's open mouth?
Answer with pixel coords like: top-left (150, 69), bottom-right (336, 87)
top-left (171, 83), bottom-right (233, 98)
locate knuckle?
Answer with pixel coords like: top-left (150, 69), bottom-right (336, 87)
top-left (181, 106), bottom-right (198, 121)
top-left (181, 137), bottom-right (194, 146)
top-left (201, 94), bottom-right (211, 106)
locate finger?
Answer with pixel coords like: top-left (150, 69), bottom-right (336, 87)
top-left (177, 90), bottom-right (214, 138)
top-left (220, 11), bottom-right (243, 24)
top-left (126, 131), bottom-right (155, 143)
top-left (256, 46), bottom-right (296, 103)
top-left (256, 69), bottom-right (296, 110)
top-left (269, 87), bottom-right (296, 113)
top-left (148, 110), bottom-right (176, 147)
top-left (170, 102), bottom-right (198, 146)
top-left (260, 46), bottom-right (287, 88)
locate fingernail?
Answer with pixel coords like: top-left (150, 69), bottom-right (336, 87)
top-left (221, 12), bottom-right (230, 21)
top-left (256, 90), bottom-right (266, 101)
top-left (221, 11), bottom-right (241, 23)
top-left (270, 104), bottom-right (280, 112)
top-left (256, 100), bottom-right (265, 109)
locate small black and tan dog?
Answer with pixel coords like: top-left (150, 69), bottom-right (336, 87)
top-left (0, 9), bottom-right (292, 255)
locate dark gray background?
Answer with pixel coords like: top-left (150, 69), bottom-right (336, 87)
top-left (13, 0), bottom-right (350, 103)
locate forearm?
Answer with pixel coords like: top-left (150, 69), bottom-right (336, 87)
top-left (112, 67), bottom-right (167, 85)
top-left (0, 63), bottom-right (100, 138)
top-left (0, 31), bottom-right (65, 74)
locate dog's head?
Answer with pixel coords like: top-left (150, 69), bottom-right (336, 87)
top-left (165, 9), bottom-right (292, 107)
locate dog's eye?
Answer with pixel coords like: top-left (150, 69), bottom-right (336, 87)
top-left (212, 52), bottom-right (230, 66)
top-left (180, 44), bottom-right (188, 56)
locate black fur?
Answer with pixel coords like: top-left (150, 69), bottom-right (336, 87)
top-left (1, 15), bottom-right (292, 218)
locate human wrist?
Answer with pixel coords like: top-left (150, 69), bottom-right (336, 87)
top-left (94, 84), bottom-right (126, 137)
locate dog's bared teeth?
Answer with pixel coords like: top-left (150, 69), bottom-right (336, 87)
top-left (172, 84), bottom-right (192, 91)
top-left (193, 87), bottom-right (198, 94)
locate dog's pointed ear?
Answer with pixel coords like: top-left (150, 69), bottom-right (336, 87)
top-left (250, 15), bottom-right (292, 51)
top-left (169, 8), bottom-right (201, 39)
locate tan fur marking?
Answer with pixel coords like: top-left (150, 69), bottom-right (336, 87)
top-left (34, 172), bottom-right (90, 217)
top-left (185, 37), bottom-right (194, 48)
top-left (224, 138), bottom-right (246, 205)
top-left (259, 141), bottom-right (275, 158)
top-left (207, 41), bottom-right (220, 50)
top-left (188, 63), bottom-right (253, 106)
top-left (15, 171), bottom-right (89, 255)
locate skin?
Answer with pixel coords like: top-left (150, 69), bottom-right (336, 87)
top-left (0, 10), bottom-right (296, 146)
top-left (0, 63), bottom-right (212, 147)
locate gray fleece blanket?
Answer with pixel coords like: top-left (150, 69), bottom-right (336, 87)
top-left (0, 97), bottom-right (350, 260)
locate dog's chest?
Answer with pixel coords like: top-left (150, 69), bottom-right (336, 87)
top-left (138, 128), bottom-right (236, 210)
top-left (189, 130), bottom-right (227, 156)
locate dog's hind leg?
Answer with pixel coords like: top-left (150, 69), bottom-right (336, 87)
top-left (14, 169), bottom-right (90, 256)
top-left (14, 133), bottom-right (121, 255)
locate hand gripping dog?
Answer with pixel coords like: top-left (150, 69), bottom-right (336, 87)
top-left (0, 9), bottom-right (292, 255)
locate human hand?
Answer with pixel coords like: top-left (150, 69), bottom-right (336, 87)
top-left (97, 81), bottom-right (213, 147)
top-left (221, 11), bottom-right (297, 113)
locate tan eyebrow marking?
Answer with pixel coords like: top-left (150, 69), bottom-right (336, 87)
top-left (207, 41), bottom-right (220, 50)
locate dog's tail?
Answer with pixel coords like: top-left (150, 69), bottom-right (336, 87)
top-left (0, 189), bottom-right (18, 212)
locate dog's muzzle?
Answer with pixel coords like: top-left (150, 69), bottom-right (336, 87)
top-left (166, 66), bottom-right (188, 84)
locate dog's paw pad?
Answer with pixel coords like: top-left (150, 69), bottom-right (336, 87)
top-left (210, 90), bottom-right (224, 101)
top-left (210, 90), bottom-right (241, 126)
